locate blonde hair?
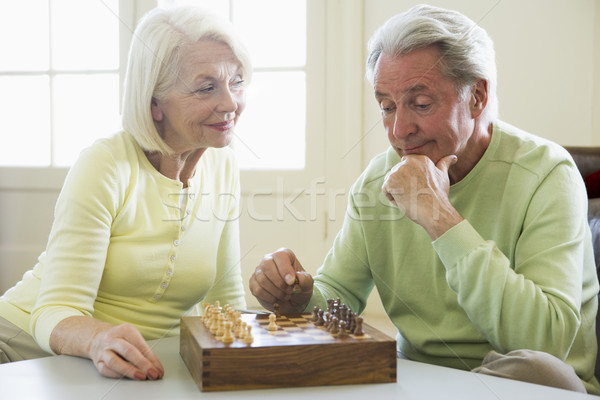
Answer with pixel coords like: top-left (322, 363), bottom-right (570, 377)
top-left (121, 6), bottom-right (252, 155)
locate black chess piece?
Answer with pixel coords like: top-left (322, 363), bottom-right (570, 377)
top-left (353, 316), bottom-right (364, 336)
top-left (338, 321), bottom-right (348, 338)
top-left (311, 306), bottom-right (319, 322)
top-left (315, 309), bottom-right (325, 326)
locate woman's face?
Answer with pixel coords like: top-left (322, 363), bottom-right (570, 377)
top-left (151, 39), bottom-right (246, 153)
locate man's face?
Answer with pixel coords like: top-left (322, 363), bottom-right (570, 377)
top-left (373, 46), bottom-right (475, 164)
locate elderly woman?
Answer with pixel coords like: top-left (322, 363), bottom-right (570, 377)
top-left (0, 6), bottom-right (250, 381)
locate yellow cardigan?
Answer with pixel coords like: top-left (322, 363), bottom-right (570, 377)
top-left (0, 131), bottom-right (246, 353)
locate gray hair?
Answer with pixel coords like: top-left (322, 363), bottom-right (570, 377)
top-left (366, 4), bottom-right (498, 123)
top-left (121, 6), bottom-right (252, 155)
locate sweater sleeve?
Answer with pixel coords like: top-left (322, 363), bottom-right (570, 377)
top-left (433, 162), bottom-right (590, 358)
top-left (30, 144), bottom-right (120, 353)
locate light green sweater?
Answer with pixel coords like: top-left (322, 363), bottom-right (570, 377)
top-left (308, 121), bottom-right (600, 393)
top-left (0, 131), bottom-right (246, 353)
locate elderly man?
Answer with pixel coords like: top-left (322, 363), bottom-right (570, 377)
top-left (249, 4), bottom-right (599, 394)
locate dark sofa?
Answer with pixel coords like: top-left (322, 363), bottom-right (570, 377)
top-left (564, 146), bottom-right (600, 378)
top-left (564, 146), bottom-right (600, 270)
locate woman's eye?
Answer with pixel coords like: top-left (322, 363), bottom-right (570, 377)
top-left (193, 85), bottom-right (214, 95)
top-left (231, 78), bottom-right (244, 88)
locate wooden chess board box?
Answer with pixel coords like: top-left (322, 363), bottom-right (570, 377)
top-left (180, 313), bottom-right (397, 392)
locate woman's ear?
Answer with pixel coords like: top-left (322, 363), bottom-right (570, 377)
top-left (470, 79), bottom-right (488, 119)
top-left (151, 97), bottom-right (163, 121)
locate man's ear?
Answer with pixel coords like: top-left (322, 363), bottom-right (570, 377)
top-left (470, 79), bottom-right (488, 119)
top-left (151, 98), bottom-right (163, 121)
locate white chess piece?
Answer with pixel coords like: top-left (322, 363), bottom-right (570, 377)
top-left (268, 313), bottom-right (278, 331)
top-left (243, 325), bottom-right (254, 344)
top-left (222, 321), bottom-right (234, 344)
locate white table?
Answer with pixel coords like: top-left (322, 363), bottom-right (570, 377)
top-left (1, 335), bottom-right (595, 400)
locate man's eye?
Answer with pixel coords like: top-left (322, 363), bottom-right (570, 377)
top-left (380, 103), bottom-right (395, 114)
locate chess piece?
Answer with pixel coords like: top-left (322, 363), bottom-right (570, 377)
top-left (331, 307), bottom-right (338, 321)
top-left (222, 321), bottom-right (234, 344)
top-left (202, 303), bottom-right (212, 326)
top-left (354, 316), bottom-right (364, 336)
top-left (324, 311), bottom-right (331, 329)
top-left (340, 304), bottom-right (348, 322)
top-left (216, 314), bottom-right (225, 338)
top-left (338, 321), bottom-right (348, 338)
top-left (327, 299), bottom-right (334, 313)
top-left (213, 300), bottom-right (221, 316)
top-left (238, 321), bottom-right (247, 339)
top-left (232, 311), bottom-right (241, 330)
top-left (311, 306), bottom-right (319, 322)
top-left (348, 312), bottom-right (356, 333)
top-left (268, 313), bottom-right (278, 331)
top-left (234, 320), bottom-right (243, 338)
top-left (210, 308), bottom-right (220, 334)
top-left (273, 303), bottom-right (280, 318)
top-left (225, 308), bottom-right (233, 323)
top-left (329, 316), bottom-right (339, 334)
top-left (243, 325), bottom-right (254, 344)
top-left (292, 276), bottom-right (302, 293)
top-left (315, 309), bottom-right (325, 326)
top-left (310, 306), bottom-right (319, 322)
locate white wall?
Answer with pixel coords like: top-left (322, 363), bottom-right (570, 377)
top-left (362, 0), bottom-right (600, 164)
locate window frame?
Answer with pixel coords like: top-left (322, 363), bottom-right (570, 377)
top-left (0, 0), bottom-right (152, 190)
top-left (239, 0), bottom-right (326, 193)
top-left (0, 0), bottom-right (328, 193)
top-left (0, 0), bottom-right (364, 205)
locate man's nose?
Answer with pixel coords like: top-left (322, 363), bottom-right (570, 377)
top-left (391, 109), bottom-right (416, 140)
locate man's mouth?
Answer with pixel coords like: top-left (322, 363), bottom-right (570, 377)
top-left (402, 143), bottom-right (427, 154)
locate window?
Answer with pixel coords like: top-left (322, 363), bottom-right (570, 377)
top-left (0, 0), bottom-right (330, 197)
top-left (159, 0), bottom-right (308, 170)
top-left (0, 0), bottom-right (311, 172)
top-left (0, 0), bottom-right (121, 167)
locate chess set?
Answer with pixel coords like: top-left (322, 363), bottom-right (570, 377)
top-left (180, 299), bottom-right (397, 392)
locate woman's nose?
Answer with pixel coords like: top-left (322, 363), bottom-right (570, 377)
top-left (216, 87), bottom-right (239, 114)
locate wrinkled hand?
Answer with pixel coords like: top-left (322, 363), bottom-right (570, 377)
top-left (249, 248), bottom-right (313, 313)
top-left (382, 154), bottom-right (462, 239)
top-left (89, 323), bottom-right (164, 381)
